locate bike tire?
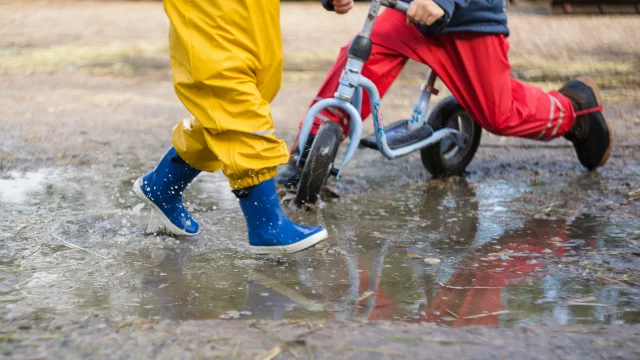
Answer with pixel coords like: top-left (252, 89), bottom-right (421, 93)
top-left (420, 96), bottom-right (482, 178)
top-left (295, 121), bottom-right (343, 207)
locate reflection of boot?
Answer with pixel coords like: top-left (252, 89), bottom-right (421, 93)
top-left (566, 213), bottom-right (601, 248)
top-left (276, 134), bottom-right (315, 189)
top-left (140, 249), bottom-right (190, 320)
top-left (420, 179), bottom-right (478, 251)
top-left (242, 281), bottom-right (297, 320)
top-left (234, 179), bottom-right (327, 253)
top-left (560, 77), bottom-right (612, 169)
top-left (133, 147), bottom-right (201, 235)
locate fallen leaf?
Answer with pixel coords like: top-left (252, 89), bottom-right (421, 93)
top-left (568, 296), bottom-right (596, 303)
top-left (358, 291), bottom-right (375, 301)
top-left (566, 302), bottom-right (609, 307)
top-left (261, 345), bottom-right (282, 360)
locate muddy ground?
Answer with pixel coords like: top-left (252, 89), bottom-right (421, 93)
top-left (2, 316), bottom-right (640, 359)
top-left (1, 1), bottom-right (640, 359)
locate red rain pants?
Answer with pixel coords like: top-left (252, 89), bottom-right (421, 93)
top-left (298, 10), bottom-right (576, 145)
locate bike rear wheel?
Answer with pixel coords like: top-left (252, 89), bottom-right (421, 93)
top-left (420, 96), bottom-right (482, 178)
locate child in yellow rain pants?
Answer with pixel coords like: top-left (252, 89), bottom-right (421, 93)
top-left (133, 0), bottom-right (353, 253)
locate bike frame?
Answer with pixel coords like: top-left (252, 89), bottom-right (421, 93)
top-left (297, 0), bottom-right (461, 178)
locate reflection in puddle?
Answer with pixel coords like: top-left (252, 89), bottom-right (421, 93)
top-left (1, 167), bottom-right (639, 327)
top-left (420, 215), bottom-right (599, 326)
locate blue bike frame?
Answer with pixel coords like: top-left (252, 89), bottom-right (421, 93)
top-left (297, 0), bottom-right (461, 178)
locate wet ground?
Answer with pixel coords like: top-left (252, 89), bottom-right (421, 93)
top-left (2, 156), bottom-right (639, 327)
top-left (1, 1), bottom-right (640, 358)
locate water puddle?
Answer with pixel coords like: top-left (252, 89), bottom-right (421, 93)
top-left (0, 169), bottom-right (50, 203)
top-left (1, 166), bottom-right (639, 327)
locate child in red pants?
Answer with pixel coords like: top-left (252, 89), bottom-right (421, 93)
top-left (278, 0), bottom-right (612, 187)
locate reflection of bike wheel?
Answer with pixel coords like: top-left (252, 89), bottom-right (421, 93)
top-left (295, 121), bottom-right (342, 207)
top-left (420, 96), bottom-right (482, 178)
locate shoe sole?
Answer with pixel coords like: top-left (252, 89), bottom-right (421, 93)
top-left (249, 229), bottom-right (328, 254)
top-left (132, 177), bottom-right (198, 236)
top-left (577, 76), bottom-right (613, 168)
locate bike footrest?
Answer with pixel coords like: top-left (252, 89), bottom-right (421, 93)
top-left (360, 119), bottom-right (434, 151)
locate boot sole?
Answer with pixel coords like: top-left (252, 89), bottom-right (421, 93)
top-left (577, 76), bottom-right (613, 168)
top-left (249, 229), bottom-right (328, 254)
top-left (133, 177), bottom-right (198, 236)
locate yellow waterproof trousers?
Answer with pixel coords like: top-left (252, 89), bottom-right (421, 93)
top-left (165, 0), bottom-right (289, 189)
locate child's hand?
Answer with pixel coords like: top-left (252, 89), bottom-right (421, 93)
top-left (406, 0), bottom-right (445, 26)
top-left (332, 0), bottom-right (354, 14)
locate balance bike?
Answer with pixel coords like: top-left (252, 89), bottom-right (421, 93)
top-left (294, 0), bottom-right (482, 206)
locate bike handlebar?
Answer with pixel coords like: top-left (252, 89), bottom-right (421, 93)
top-left (380, 0), bottom-right (409, 14)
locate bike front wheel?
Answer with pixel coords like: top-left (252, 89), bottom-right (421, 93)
top-left (295, 121), bottom-right (343, 207)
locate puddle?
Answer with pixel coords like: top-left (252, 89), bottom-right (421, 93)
top-left (0, 169), bottom-right (51, 203)
top-left (1, 165), bottom-right (639, 327)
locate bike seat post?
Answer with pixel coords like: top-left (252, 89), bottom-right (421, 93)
top-left (408, 70), bottom-right (438, 131)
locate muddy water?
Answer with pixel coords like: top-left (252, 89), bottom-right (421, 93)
top-left (1, 164), bottom-right (639, 327)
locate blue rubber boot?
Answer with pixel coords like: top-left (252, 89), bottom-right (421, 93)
top-left (133, 147), bottom-right (201, 235)
top-left (234, 179), bottom-right (328, 254)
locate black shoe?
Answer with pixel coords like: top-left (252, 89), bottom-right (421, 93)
top-left (276, 134), bottom-right (316, 189)
top-left (276, 155), bottom-right (302, 189)
top-left (560, 76), bottom-right (612, 170)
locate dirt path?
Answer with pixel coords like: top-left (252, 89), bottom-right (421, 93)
top-left (2, 315), bottom-right (640, 359)
top-left (1, 1), bottom-right (639, 171)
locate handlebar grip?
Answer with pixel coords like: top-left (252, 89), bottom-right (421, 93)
top-left (380, 0), bottom-right (409, 14)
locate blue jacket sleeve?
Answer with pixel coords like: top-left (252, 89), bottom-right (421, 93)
top-left (431, 0), bottom-right (469, 27)
top-left (321, 0), bottom-right (334, 11)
